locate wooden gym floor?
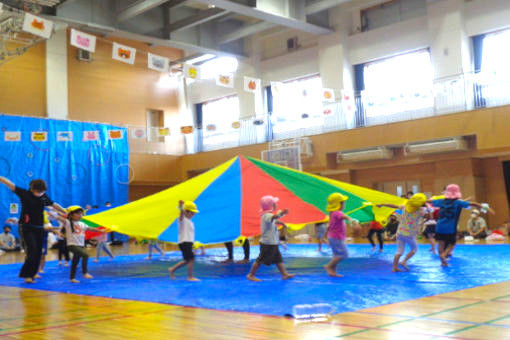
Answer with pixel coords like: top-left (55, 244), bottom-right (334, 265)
top-left (1, 241), bottom-right (509, 339)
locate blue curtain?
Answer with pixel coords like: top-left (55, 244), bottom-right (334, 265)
top-left (265, 86), bottom-right (274, 142)
top-left (194, 103), bottom-right (204, 153)
top-left (472, 34), bottom-right (486, 108)
top-left (354, 63), bottom-right (366, 127)
top-left (0, 114), bottom-right (129, 240)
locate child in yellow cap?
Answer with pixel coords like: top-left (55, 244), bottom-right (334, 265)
top-left (169, 200), bottom-right (200, 281)
top-left (378, 193), bottom-right (427, 272)
top-left (324, 193), bottom-right (353, 277)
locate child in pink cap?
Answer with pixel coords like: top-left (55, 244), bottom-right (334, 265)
top-left (431, 184), bottom-right (486, 267)
top-left (247, 195), bottom-right (295, 282)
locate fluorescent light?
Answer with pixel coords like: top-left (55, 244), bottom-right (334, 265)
top-left (186, 53), bottom-right (215, 65)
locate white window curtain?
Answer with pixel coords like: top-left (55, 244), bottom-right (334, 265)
top-left (271, 75), bottom-right (325, 139)
top-left (202, 95), bottom-right (240, 151)
top-left (480, 28), bottom-right (510, 107)
top-left (362, 50), bottom-right (434, 124)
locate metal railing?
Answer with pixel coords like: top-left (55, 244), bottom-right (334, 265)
top-left (127, 72), bottom-right (510, 155)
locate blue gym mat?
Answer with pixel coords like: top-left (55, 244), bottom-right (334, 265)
top-left (1, 244), bottom-right (509, 316)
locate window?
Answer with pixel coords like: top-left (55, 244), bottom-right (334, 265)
top-left (146, 109), bottom-right (164, 142)
top-left (361, 0), bottom-right (426, 32)
top-left (362, 50), bottom-right (434, 122)
top-left (271, 75), bottom-right (325, 139)
top-left (201, 95), bottom-right (240, 150)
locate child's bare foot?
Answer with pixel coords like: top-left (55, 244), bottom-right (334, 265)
top-left (83, 273), bottom-right (93, 279)
top-left (329, 272), bottom-right (344, 277)
top-left (247, 274), bottom-right (261, 282)
top-left (187, 277), bottom-right (200, 282)
top-left (221, 259), bottom-right (233, 264)
top-left (236, 259), bottom-right (250, 264)
top-left (392, 267), bottom-right (403, 272)
top-left (145, 257), bottom-right (152, 260)
top-left (282, 273), bottom-right (295, 280)
top-left (109, 257), bottom-right (114, 261)
top-left (64, 262), bottom-right (69, 267)
top-left (70, 279), bottom-right (80, 283)
top-left (324, 265), bottom-right (336, 277)
top-left (58, 261), bottom-right (62, 266)
top-left (24, 278), bottom-right (34, 283)
top-left (34, 274), bottom-right (42, 279)
top-left (168, 268), bottom-right (175, 279)
top-left (400, 262), bottom-right (409, 271)
top-left (93, 259), bottom-right (99, 263)
top-left (39, 270), bottom-right (44, 274)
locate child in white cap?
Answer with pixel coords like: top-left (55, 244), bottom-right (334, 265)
top-left (247, 195), bottom-right (295, 282)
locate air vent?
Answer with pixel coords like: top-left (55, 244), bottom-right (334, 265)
top-left (405, 137), bottom-right (468, 155)
top-left (337, 147), bottom-right (393, 163)
top-left (77, 49), bottom-right (91, 62)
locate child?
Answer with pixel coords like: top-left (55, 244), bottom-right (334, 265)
top-left (384, 214), bottom-right (399, 241)
top-left (278, 221), bottom-right (289, 250)
top-left (431, 184), bottom-right (486, 266)
top-left (422, 209), bottom-right (437, 254)
top-left (378, 193), bottom-right (427, 272)
top-left (247, 196), bottom-right (295, 282)
top-left (367, 220), bottom-right (384, 252)
top-left (94, 230), bottom-right (114, 262)
top-left (466, 209), bottom-right (488, 239)
top-left (57, 221), bottom-right (70, 266)
top-left (146, 240), bottom-right (165, 260)
top-left (314, 222), bottom-right (327, 252)
top-left (61, 206), bottom-right (96, 283)
top-left (0, 177), bottom-right (67, 283)
top-left (323, 193), bottom-right (352, 277)
top-left (169, 200), bottom-right (199, 281)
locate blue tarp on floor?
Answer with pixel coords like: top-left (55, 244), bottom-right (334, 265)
top-left (0, 244), bottom-right (509, 316)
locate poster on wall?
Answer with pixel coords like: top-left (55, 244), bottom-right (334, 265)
top-left (148, 53), bottom-right (169, 72)
top-left (180, 126), bottom-right (193, 134)
top-left (157, 128), bottom-right (170, 137)
top-left (83, 130), bottom-right (99, 141)
top-left (70, 29), bottom-right (96, 53)
top-left (4, 131), bottom-right (21, 142)
top-left (31, 131), bottom-right (48, 142)
top-left (231, 121), bottom-right (241, 129)
top-left (57, 131), bottom-right (73, 142)
top-left (216, 74), bottom-right (234, 88)
top-left (22, 13), bottom-right (53, 39)
top-left (112, 42), bottom-right (136, 65)
top-left (270, 81), bottom-right (284, 95)
top-left (108, 130), bottom-right (124, 140)
top-left (131, 127), bottom-right (147, 140)
top-left (183, 64), bottom-right (201, 80)
top-left (9, 203), bottom-right (18, 214)
top-left (322, 88), bottom-right (335, 102)
top-left (244, 76), bottom-right (260, 93)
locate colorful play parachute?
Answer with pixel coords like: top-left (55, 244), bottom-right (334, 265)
top-left (82, 156), bottom-right (404, 244)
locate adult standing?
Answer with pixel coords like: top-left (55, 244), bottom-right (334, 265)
top-left (0, 177), bottom-right (66, 283)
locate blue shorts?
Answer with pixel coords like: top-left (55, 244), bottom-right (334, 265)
top-left (316, 224), bottom-right (327, 239)
top-left (328, 238), bottom-right (348, 258)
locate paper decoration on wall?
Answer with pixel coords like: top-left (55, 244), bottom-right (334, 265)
top-left (301, 113), bottom-right (309, 119)
top-left (112, 42), bottom-right (136, 65)
top-left (180, 126), bottom-right (194, 134)
top-left (83, 131), bottom-right (99, 141)
top-left (244, 76), bottom-right (261, 93)
top-left (183, 64), bottom-right (201, 80)
top-left (9, 203), bottom-right (18, 214)
top-left (216, 74), bottom-right (234, 88)
top-left (341, 90), bottom-right (356, 116)
top-left (31, 131), bottom-right (48, 142)
top-left (323, 109), bottom-right (332, 115)
top-left (206, 124), bottom-right (216, 132)
top-left (57, 131), bottom-right (73, 142)
top-left (231, 121), bottom-right (241, 129)
top-left (253, 119), bottom-right (264, 126)
top-left (270, 81), bottom-right (284, 94)
top-left (322, 88), bottom-right (335, 102)
top-left (70, 29), bottom-right (96, 53)
top-left (22, 13), bottom-right (53, 39)
top-left (157, 128), bottom-right (170, 137)
top-left (148, 53), bottom-right (169, 72)
top-left (131, 127), bottom-right (147, 139)
top-left (4, 131), bottom-right (21, 142)
top-left (108, 130), bottom-right (124, 140)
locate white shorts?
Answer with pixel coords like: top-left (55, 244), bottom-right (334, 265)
top-left (396, 234), bottom-right (418, 255)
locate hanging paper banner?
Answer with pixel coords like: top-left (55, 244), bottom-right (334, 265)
top-left (253, 119), bottom-right (264, 126)
top-left (131, 127), bottom-right (147, 140)
top-left (83, 131), bottom-right (99, 141)
top-left (9, 203), bottom-right (19, 214)
top-left (57, 131), bottom-right (73, 142)
top-left (22, 13), bottom-right (54, 39)
top-left (148, 53), bottom-right (169, 73)
top-left (341, 89), bottom-right (356, 116)
top-left (180, 126), bottom-right (194, 134)
top-left (231, 121), bottom-right (241, 129)
top-left (31, 131), bottom-right (48, 142)
top-left (112, 42), bottom-right (136, 65)
top-left (70, 29), bottom-right (96, 53)
top-left (301, 113), bottom-right (309, 119)
top-left (206, 124), bottom-right (216, 132)
top-left (216, 74), bottom-right (234, 88)
top-left (244, 76), bottom-right (261, 93)
top-left (108, 130), bottom-right (124, 140)
top-left (157, 128), bottom-right (170, 137)
top-left (323, 108), bottom-right (332, 115)
top-left (270, 81), bottom-right (284, 94)
top-left (183, 64), bottom-right (201, 80)
top-left (322, 88), bottom-right (335, 102)
top-left (4, 131), bottom-right (21, 142)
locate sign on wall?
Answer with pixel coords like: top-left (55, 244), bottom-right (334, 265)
top-left (70, 29), bottom-right (96, 53)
